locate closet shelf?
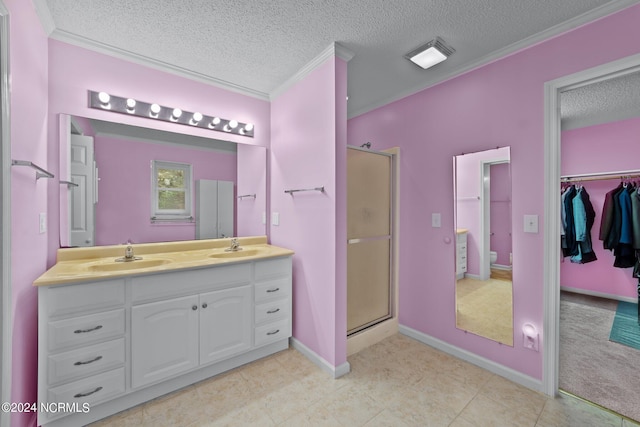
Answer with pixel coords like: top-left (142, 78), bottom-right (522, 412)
top-left (11, 160), bottom-right (54, 180)
top-left (561, 169), bottom-right (640, 183)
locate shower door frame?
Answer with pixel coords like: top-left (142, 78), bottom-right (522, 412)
top-left (346, 145), bottom-right (396, 336)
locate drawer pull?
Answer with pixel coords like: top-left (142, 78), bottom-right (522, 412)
top-left (266, 288), bottom-right (280, 293)
top-left (74, 355), bottom-right (103, 366)
top-left (267, 308), bottom-right (280, 314)
top-left (74, 325), bottom-right (103, 334)
top-left (266, 329), bottom-right (280, 336)
top-left (192, 305), bottom-right (198, 311)
top-left (73, 386), bottom-right (103, 398)
top-left (202, 303), bottom-right (208, 309)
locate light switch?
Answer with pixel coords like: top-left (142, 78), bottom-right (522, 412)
top-left (272, 212), bottom-right (279, 226)
top-left (524, 214), bottom-right (538, 233)
top-left (39, 213), bottom-right (47, 234)
top-left (431, 213), bottom-right (441, 228)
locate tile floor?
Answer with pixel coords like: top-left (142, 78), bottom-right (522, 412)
top-left (91, 334), bottom-right (640, 426)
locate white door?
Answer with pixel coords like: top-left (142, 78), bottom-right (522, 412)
top-left (199, 285), bottom-right (251, 365)
top-left (217, 180), bottom-right (234, 238)
top-left (195, 179), bottom-right (218, 239)
top-left (69, 134), bottom-right (96, 247)
top-left (131, 295), bottom-right (199, 388)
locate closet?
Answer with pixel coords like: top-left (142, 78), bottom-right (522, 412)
top-left (559, 113), bottom-right (640, 422)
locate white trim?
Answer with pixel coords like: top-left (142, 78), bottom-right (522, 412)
top-left (491, 264), bottom-right (512, 271)
top-left (0, 3), bottom-right (11, 427)
top-left (399, 325), bottom-right (543, 393)
top-left (32, 0), bottom-right (56, 35)
top-left (48, 29), bottom-right (270, 101)
top-left (560, 286), bottom-right (637, 304)
top-left (348, 0), bottom-right (640, 119)
top-left (290, 337), bottom-right (350, 378)
top-left (270, 42), bottom-right (354, 101)
top-left (543, 52), bottom-right (640, 398)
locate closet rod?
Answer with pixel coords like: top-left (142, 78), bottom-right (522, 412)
top-left (561, 169), bottom-right (640, 183)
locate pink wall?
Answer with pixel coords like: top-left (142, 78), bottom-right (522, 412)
top-left (560, 117), bottom-right (640, 299)
top-left (270, 55), bottom-right (348, 368)
top-left (47, 39), bottom-right (271, 264)
top-left (455, 147), bottom-right (510, 276)
top-left (348, 4), bottom-right (640, 380)
top-left (7, 1), bottom-right (48, 426)
top-left (94, 135), bottom-right (237, 245)
top-left (236, 144), bottom-right (267, 237)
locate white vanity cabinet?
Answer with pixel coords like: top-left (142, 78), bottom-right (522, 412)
top-left (38, 255), bottom-right (292, 427)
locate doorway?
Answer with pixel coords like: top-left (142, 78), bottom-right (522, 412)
top-left (543, 52), bottom-right (640, 407)
top-left (346, 146), bottom-right (398, 353)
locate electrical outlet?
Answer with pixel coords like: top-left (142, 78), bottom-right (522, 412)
top-left (272, 212), bottom-right (280, 226)
top-left (432, 213), bottom-right (441, 228)
top-left (524, 214), bottom-right (538, 233)
top-left (39, 213), bottom-right (47, 234)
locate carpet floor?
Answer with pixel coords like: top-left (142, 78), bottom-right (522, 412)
top-left (560, 292), bottom-right (640, 422)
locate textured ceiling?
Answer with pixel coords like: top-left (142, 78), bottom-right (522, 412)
top-left (39, 0), bottom-right (636, 117)
top-left (561, 71), bottom-right (640, 130)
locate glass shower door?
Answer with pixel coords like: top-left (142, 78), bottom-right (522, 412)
top-left (347, 147), bottom-right (393, 335)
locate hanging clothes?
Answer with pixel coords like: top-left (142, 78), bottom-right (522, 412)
top-left (600, 182), bottom-right (637, 268)
top-left (569, 186), bottom-right (597, 264)
top-left (562, 185), bottom-right (577, 257)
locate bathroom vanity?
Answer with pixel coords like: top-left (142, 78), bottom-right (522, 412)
top-left (456, 229), bottom-right (468, 280)
top-left (34, 237), bottom-right (293, 427)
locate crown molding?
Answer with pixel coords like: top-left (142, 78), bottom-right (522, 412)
top-left (47, 29), bottom-right (270, 101)
top-left (270, 42), bottom-right (354, 101)
top-left (32, 0), bottom-right (56, 36)
top-left (347, 0), bottom-right (640, 119)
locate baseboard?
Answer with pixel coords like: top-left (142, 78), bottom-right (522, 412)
top-left (464, 273), bottom-right (481, 280)
top-left (561, 286), bottom-right (637, 304)
top-left (398, 325), bottom-right (543, 394)
top-left (290, 337), bottom-right (350, 378)
top-left (491, 264), bottom-right (512, 271)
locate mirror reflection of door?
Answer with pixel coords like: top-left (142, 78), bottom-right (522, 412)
top-left (454, 147), bottom-right (513, 345)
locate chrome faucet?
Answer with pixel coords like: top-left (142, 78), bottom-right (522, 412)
top-left (225, 238), bottom-right (242, 252)
top-left (116, 244), bottom-right (142, 262)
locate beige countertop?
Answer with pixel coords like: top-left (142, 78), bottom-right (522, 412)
top-left (456, 228), bottom-right (468, 234)
top-left (34, 236), bottom-right (294, 286)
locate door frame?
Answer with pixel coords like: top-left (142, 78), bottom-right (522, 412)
top-left (480, 158), bottom-right (509, 281)
top-left (543, 52), bottom-right (640, 396)
top-left (346, 145), bottom-right (400, 355)
top-left (0, 3), bottom-right (11, 425)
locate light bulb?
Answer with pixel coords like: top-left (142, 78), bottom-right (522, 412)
top-left (150, 103), bottom-right (161, 117)
top-left (98, 92), bottom-right (110, 108)
top-left (126, 98), bottom-right (136, 113)
top-left (191, 112), bottom-right (203, 125)
top-left (171, 108), bottom-right (182, 121)
top-left (244, 123), bottom-right (254, 132)
top-left (228, 120), bottom-right (238, 129)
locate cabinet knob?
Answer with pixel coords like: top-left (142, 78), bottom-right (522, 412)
top-left (202, 303), bottom-right (208, 309)
top-left (192, 305), bottom-right (198, 311)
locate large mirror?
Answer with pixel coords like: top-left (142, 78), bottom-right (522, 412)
top-left (59, 114), bottom-right (266, 247)
top-left (454, 147), bottom-right (513, 345)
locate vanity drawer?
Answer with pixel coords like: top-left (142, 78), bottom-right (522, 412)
top-left (456, 233), bottom-right (467, 244)
top-left (48, 338), bottom-right (125, 385)
top-left (254, 319), bottom-right (291, 347)
top-left (255, 257), bottom-right (292, 279)
top-left (132, 263), bottom-right (251, 303)
top-left (48, 309), bottom-right (125, 352)
top-left (46, 279), bottom-right (125, 319)
top-left (254, 277), bottom-right (291, 303)
top-left (255, 299), bottom-right (290, 325)
top-left (47, 367), bottom-right (125, 417)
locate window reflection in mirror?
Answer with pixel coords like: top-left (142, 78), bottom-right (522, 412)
top-left (58, 114), bottom-right (266, 247)
top-left (454, 147), bottom-right (513, 345)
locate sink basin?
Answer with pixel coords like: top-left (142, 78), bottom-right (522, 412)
top-left (209, 249), bottom-right (259, 259)
top-left (89, 258), bottom-right (172, 272)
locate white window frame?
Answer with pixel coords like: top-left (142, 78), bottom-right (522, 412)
top-left (151, 160), bottom-right (192, 221)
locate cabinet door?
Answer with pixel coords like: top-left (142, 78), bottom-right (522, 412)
top-left (131, 295), bottom-right (199, 388)
top-left (199, 285), bottom-right (252, 365)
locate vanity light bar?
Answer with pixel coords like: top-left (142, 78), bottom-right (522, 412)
top-left (88, 91), bottom-right (254, 138)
